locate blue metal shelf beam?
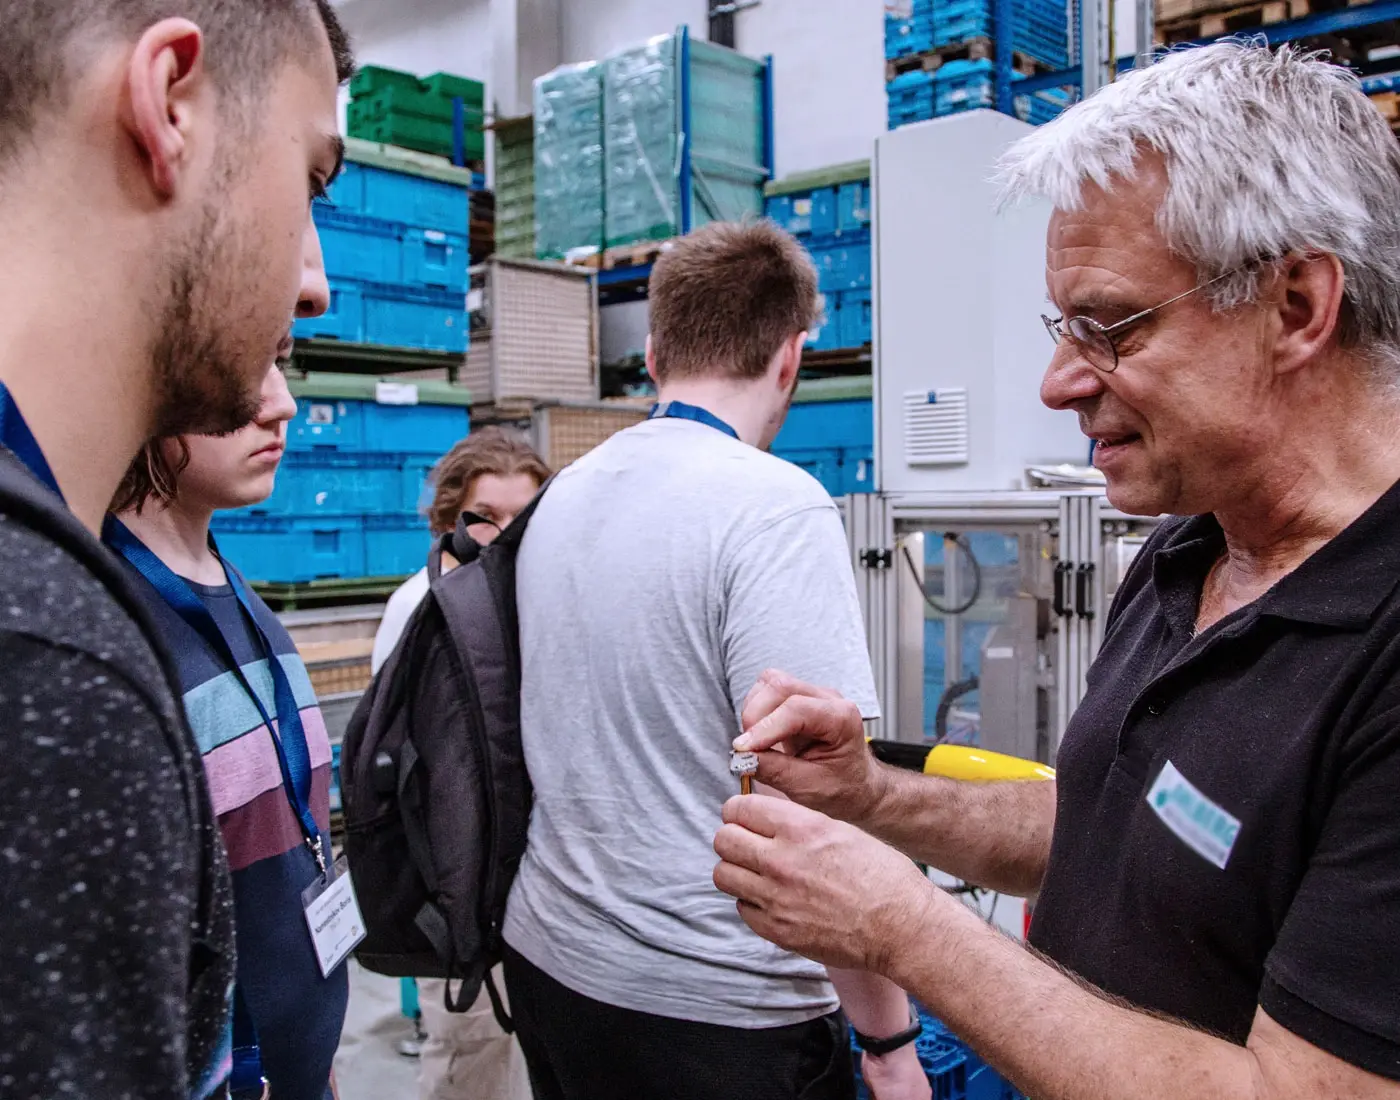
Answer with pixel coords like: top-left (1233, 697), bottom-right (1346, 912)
top-left (1014, 0), bottom-right (1400, 96)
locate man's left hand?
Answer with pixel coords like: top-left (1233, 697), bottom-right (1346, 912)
top-left (713, 793), bottom-right (937, 974)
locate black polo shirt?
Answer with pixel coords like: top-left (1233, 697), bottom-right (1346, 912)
top-left (1028, 480), bottom-right (1400, 1079)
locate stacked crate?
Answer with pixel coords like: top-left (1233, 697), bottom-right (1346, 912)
top-left (213, 375), bottom-right (472, 583)
top-left (603, 34), bottom-right (769, 249)
top-left (493, 116), bottom-right (536, 261)
top-left (533, 64), bottom-right (606, 260)
top-left (852, 1005), bottom-right (1026, 1100)
top-left (529, 32), bottom-right (771, 262)
top-left (765, 163), bottom-right (873, 353)
top-left (295, 139), bottom-right (472, 353)
top-left (347, 65), bottom-right (486, 168)
top-left (464, 258), bottom-right (600, 409)
top-left (885, 0), bottom-right (1072, 130)
top-left (769, 377), bottom-right (876, 496)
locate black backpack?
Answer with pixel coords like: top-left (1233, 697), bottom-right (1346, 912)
top-left (340, 484), bottom-right (549, 1027)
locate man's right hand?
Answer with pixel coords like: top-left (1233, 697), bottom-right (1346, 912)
top-left (734, 669), bottom-right (889, 823)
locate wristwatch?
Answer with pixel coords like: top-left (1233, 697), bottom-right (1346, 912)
top-left (852, 1004), bottom-right (922, 1057)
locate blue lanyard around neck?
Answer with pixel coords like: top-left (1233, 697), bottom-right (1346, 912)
top-left (0, 381), bottom-right (64, 502)
top-left (102, 516), bottom-right (325, 875)
top-left (649, 400), bottom-right (740, 441)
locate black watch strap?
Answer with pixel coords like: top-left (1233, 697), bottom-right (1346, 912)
top-left (852, 1006), bottom-right (922, 1057)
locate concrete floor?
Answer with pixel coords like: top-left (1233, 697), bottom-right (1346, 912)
top-left (335, 964), bottom-right (422, 1100)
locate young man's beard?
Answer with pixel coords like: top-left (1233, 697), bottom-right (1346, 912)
top-left (148, 198), bottom-right (268, 440)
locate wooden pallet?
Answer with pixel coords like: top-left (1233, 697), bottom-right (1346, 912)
top-left (1370, 90), bottom-right (1400, 134)
top-left (1155, 0), bottom-right (1310, 42)
top-left (885, 39), bottom-right (1056, 82)
top-left (602, 239), bottom-right (672, 271)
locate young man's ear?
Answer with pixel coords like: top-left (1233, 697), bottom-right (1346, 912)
top-left (645, 335), bottom-right (659, 386)
top-left (777, 331), bottom-right (806, 393)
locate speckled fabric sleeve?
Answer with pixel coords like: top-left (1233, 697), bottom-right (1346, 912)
top-left (0, 631), bottom-right (205, 1099)
top-left (0, 499), bottom-right (234, 1100)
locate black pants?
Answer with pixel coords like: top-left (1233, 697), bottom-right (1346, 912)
top-left (503, 944), bottom-right (856, 1100)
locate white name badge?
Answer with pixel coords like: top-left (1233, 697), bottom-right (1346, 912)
top-left (302, 857), bottom-right (367, 978)
top-left (1146, 760), bottom-right (1241, 870)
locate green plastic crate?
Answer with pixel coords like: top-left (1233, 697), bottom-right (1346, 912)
top-left (348, 115), bottom-right (486, 164)
top-left (349, 64), bottom-right (422, 100)
top-left (352, 87), bottom-right (485, 128)
top-left (422, 72), bottom-right (486, 108)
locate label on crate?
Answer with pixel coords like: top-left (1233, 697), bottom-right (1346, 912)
top-left (375, 381), bottom-right (420, 406)
top-left (794, 198), bottom-right (813, 216)
top-left (307, 403), bottom-right (337, 425)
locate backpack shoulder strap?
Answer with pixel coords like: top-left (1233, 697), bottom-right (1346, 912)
top-left (447, 475), bottom-right (555, 565)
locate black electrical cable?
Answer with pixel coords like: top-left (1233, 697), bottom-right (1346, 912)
top-left (934, 676), bottom-right (980, 745)
top-left (902, 533), bottom-right (982, 616)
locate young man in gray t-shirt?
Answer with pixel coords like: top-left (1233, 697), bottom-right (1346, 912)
top-left (504, 222), bottom-right (930, 1100)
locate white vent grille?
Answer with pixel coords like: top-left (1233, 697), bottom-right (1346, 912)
top-left (904, 388), bottom-right (970, 465)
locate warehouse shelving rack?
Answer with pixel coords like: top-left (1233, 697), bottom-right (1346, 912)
top-left (1016, 0), bottom-right (1400, 97)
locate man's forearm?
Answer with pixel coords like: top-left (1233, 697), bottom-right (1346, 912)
top-left (828, 967), bottom-right (914, 1037)
top-left (860, 767), bottom-right (1056, 896)
top-left (891, 893), bottom-right (1264, 1100)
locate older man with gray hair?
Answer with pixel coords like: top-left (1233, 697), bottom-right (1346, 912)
top-left (711, 40), bottom-right (1400, 1098)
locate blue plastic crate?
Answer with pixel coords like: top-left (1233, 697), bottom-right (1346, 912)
top-left (806, 295), bottom-right (842, 351)
top-left (774, 398), bottom-right (873, 452)
top-left (837, 180), bottom-right (872, 235)
top-left (210, 515), bottom-right (365, 582)
top-left (774, 446), bottom-right (845, 496)
top-left (294, 280), bottom-right (363, 344)
top-left (360, 402), bottom-right (469, 454)
top-left (314, 207), bottom-right (403, 285)
top-left (402, 455), bottom-right (439, 515)
top-left (1363, 71), bottom-right (1400, 94)
top-left (838, 287), bottom-right (873, 349)
top-left (240, 451), bottom-right (402, 516)
top-left (766, 188), bottom-right (837, 238)
top-left (361, 281), bottom-right (468, 353)
top-left (364, 514), bottom-right (433, 577)
top-left (402, 227), bottom-right (470, 291)
top-left (812, 241), bottom-right (872, 293)
top-left (287, 395), bottom-right (364, 451)
top-left (888, 69), bottom-right (936, 129)
top-left (841, 446), bottom-right (876, 494)
top-left (887, 16), bottom-right (936, 58)
top-left (935, 59), bottom-right (998, 116)
top-left (359, 164), bottom-right (470, 235)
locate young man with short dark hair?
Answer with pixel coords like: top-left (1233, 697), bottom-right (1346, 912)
top-left (0, 3), bottom-right (353, 1096)
top-left (503, 221), bottom-right (931, 1100)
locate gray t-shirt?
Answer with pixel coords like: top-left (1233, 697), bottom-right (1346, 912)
top-left (503, 416), bottom-right (879, 1028)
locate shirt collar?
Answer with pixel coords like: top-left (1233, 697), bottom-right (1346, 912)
top-left (1149, 476), bottom-right (1400, 631)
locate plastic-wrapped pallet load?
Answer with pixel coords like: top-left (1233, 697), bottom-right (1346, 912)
top-left (602, 32), bottom-right (768, 250)
top-left (533, 63), bottom-right (605, 261)
top-left (603, 36), bottom-right (681, 248)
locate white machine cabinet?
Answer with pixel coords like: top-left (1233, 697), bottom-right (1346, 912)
top-left (873, 110), bottom-right (1086, 494)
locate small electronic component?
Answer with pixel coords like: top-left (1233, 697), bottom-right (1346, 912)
top-left (729, 750), bottom-right (759, 795)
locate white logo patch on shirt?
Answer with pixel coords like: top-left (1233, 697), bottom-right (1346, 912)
top-left (1146, 760), bottom-right (1241, 870)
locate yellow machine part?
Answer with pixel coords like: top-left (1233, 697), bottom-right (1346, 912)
top-left (922, 744), bottom-right (1055, 782)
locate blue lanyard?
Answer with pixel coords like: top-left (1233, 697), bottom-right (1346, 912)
top-left (0, 381), bottom-right (64, 501)
top-left (649, 400), bottom-right (740, 440)
top-left (103, 517), bottom-right (325, 875)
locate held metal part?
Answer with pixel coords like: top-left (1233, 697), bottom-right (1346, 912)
top-left (730, 750), bottom-right (758, 796)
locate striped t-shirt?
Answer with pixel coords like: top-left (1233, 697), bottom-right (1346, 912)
top-left (120, 564), bottom-right (349, 1100)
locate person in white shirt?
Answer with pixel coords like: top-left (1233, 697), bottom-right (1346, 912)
top-left (504, 221), bottom-right (930, 1100)
top-left (370, 425), bottom-right (549, 1100)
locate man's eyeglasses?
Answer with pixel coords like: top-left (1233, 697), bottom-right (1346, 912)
top-left (1042, 268), bottom-right (1241, 373)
